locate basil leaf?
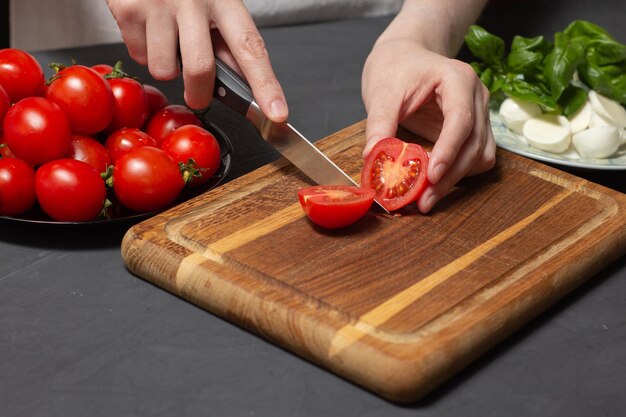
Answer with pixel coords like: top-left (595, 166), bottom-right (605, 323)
top-left (563, 20), bottom-right (614, 42)
top-left (507, 35), bottom-right (553, 75)
top-left (558, 85), bottom-right (588, 117)
top-left (544, 32), bottom-right (585, 101)
top-left (579, 39), bottom-right (626, 104)
top-left (465, 25), bottom-right (506, 70)
top-left (502, 77), bottom-right (557, 111)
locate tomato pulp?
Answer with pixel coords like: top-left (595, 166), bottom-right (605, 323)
top-left (361, 137), bottom-right (429, 212)
top-left (298, 185), bottom-right (375, 229)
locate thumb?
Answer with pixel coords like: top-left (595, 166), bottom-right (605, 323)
top-left (363, 101), bottom-right (401, 158)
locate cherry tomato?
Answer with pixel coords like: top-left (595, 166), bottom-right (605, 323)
top-left (113, 147), bottom-right (184, 213)
top-left (46, 64), bottom-right (115, 135)
top-left (0, 136), bottom-right (16, 159)
top-left (361, 137), bottom-right (429, 212)
top-left (0, 83), bottom-right (10, 131)
top-left (35, 159), bottom-right (107, 222)
top-left (3, 97), bottom-right (71, 166)
top-left (105, 127), bottom-right (157, 163)
top-left (144, 84), bottom-right (170, 118)
top-left (161, 125), bottom-right (221, 186)
top-left (106, 77), bottom-right (148, 132)
top-left (65, 135), bottom-right (111, 174)
top-left (0, 48), bottom-right (45, 102)
top-left (144, 104), bottom-right (202, 146)
top-left (298, 185), bottom-right (375, 229)
top-left (0, 158), bottom-right (36, 216)
top-left (91, 64), bottom-right (113, 76)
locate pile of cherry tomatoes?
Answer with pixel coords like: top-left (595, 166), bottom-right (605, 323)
top-left (0, 48), bottom-right (221, 222)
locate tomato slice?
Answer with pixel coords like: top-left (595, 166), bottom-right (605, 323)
top-left (298, 185), bottom-right (375, 229)
top-left (361, 137), bottom-right (429, 212)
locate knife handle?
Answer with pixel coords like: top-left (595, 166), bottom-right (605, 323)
top-left (213, 58), bottom-right (254, 116)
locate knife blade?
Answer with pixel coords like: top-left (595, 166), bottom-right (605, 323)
top-left (212, 58), bottom-right (388, 213)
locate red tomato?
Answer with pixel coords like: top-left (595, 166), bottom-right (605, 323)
top-left (113, 147), bottom-right (184, 213)
top-left (161, 125), bottom-right (221, 186)
top-left (35, 159), bottom-right (107, 222)
top-left (65, 135), bottom-right (111, 173)
top-left (3, 97), bottom-right (71, 166)
top-left (46, 64), bottom-right (115, 135)
top-left (105, 127), bottom-right (157, 163)
top-left (361, 137), bottom-right (429, 212)
top-left (0, 84), bottom-right (10, 131)
top-left (106, 77), bottom-right (148, 132)
top-left (0, 48), bottom-right (45, 102)
top-left (91, 64), bottom-right (113, 76)
top-left (0, 158), bottom-right (36, 216)
top-left (144, 104), bottom-right (202, 146)
top-left (144, 84), bottom-right (170, 118)
top-left (298, 185), bottom-right (375, 229)
top-left (0, 136), bottom-right (16, 159)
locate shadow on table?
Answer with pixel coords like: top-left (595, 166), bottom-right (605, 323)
top-left (0, 220), bottom-right (131, 250)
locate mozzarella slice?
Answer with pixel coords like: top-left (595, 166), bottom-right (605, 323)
top-left (523, 114), bottom-right (571, 153)
top-left (568, 100), bottom-right (592, 133)
top-left (589, 111), bottom-right (614, 128)
top-left (572, 126), bottom-right (620, 158)
top-left (499, 98), bottom-right (542, 134)
top-left (588, 90), bottom-right (626, 129)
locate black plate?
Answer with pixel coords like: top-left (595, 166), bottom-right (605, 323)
top-left (0, 122), bottom-right (233, 229)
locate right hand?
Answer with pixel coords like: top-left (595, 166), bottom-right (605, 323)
top-left (106, 0), bottom-right (288, 122)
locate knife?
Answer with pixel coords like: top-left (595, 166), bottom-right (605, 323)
top-left (212, 58), bottom-right (388, 213)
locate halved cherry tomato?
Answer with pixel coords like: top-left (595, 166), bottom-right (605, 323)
top-left (144, 104), bottom-right (202, 146)
top-left (0, 157), bottom-right (36, 216)
top-left (3, 97), bottom-right (71, 166)
top-left (0, 48), bottom-right (45, 102)
top-left (161, 125), bottom-right (221, 187)
top-left (35, 159), bottom-right (107, 222)
top-left (298, 185), bottom-right (375, 229)
top-left (46, 64), bottom-right (116, 135)
top-left (105, 127), bottom-right (157, 163)
top-left (361, 137), bottom-right (429, 212)
top-left (65, 135), bottom-right (111, 174)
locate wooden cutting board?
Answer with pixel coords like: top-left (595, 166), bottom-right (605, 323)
top-left (121, 121), bottom-right (626, 403)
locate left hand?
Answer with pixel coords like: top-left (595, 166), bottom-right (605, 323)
top-left (362, 38), bottom-right (496, 213)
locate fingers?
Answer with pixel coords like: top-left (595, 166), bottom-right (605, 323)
top-left (363, 88), bottom-right (401, 158)
top-left (145, 8), bottom-right (180, 81)
top-left (214, 1), bottom-right (288, 122)
top-left (108, 0), bottom-right (287, 119)
top-left (177, 3), bottom-right (215, 109)
top-left (106, 0), bottom-right (149, 65)
top-left (417, 93), bottom-right (496, 214)
top-left (427, 62), bottom-right (486, 184)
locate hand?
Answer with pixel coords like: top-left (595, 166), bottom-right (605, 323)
top-left (106, 0), bottom-right (288, 121)
top-left (362, 38), bottom-right (496, 213)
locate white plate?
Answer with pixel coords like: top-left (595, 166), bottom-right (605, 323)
top-left (490, 110), bottom-right (626, 170)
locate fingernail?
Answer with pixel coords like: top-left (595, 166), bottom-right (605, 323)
top-left (270, 99), bottom-right (288, 120)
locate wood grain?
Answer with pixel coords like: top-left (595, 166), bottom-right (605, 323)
top-left (121, 120), bottom-right (626, 402)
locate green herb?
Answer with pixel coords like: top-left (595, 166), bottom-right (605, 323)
top-left (465, 20), bottom-right (626, 117)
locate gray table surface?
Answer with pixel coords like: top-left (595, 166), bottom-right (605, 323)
top-left (2, 2), bottom-right (625, 416)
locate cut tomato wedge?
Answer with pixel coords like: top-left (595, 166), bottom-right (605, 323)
top-left (298, 185), bottom-right (375, 229)
top-left (361, 137), bottom-right (429, 212)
